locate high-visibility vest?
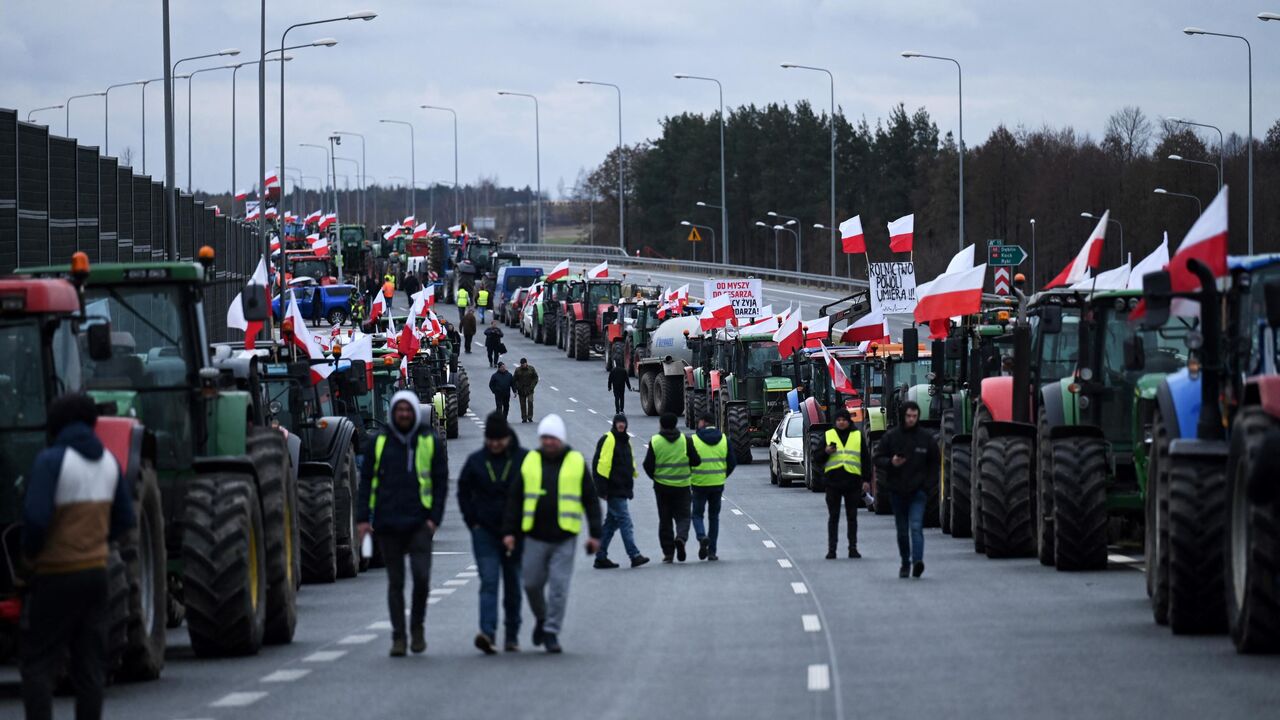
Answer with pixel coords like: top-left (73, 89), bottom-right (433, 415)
top-left (521, 450), bottom-right (586, 534)
top-left (457, 288), bottom-right (470, 308)
top-left (477, 289), bottom-right (490, 307)
top-left (596, 432), bottom-right (636, 481)
top-left (370, 434), bottom-right (435, 515)
top-left (650, 434), bottom-right (692, 487)
top-left (690, 432), bottom-right (729, 487)
top-left (382, 280), bottom-right (395, 298)
top-left (823, 428), bottom-right (862, 476)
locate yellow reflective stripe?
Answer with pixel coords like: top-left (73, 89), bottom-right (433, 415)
top-left (521, 450), bottom-right (586, 533)
top-left (691, 433), bottom-right (728, 486)
top-left (370, 434), bottom-right (434, 512)
top-left (823, 428), bottom-right (863, 475)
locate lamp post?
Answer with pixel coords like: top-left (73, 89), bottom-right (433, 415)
top-left (1153, 187), bottom-right (1202, 216)
top-left (378, 119), bottom-right (416, 219)
top-left (418, 105), bottom-right (459, 223)
top-left (1166, 153), bottom-right (1222, 189)
top-left (680, 221), bottom-right (716, 262)
top-left (388, 175), bottom-right (410, 219)
top-left (232, 56), bottom-right (294, 216)
top-left (675, 74), bottom-right (728, 263)
top-left (334, 156), bottom-right (360, 223)
top-left (1081, 212), bottom-right (1124, 265)
top-left (902, 51), bottom-right (964, 252)
top-left (774, 224), bottom-right (800, 272)
top-left (576, 80), bottom-right (625, 252)
top-left (781, 63), bottom-right (837, 276)
top-left (103, 80), bottom-right (149, 156)
top-left (171, 47), bottom-right (240, 255)
top-left (65, 92), bottom-right (106, 138)
top-left (186, 64), bottom-right (238, 192)
top-left (332, 130), bottom-right (365, 224)
top-left (300, 143), bottom-right (334, 225)
top-left (768, 212), bottom-right (802, 272)
top-left (1167, 118), bottom-right (1225, 190)
top-left (755, 221), bottom-right (779, 269)
top-left (496, 91), bottom-right (541, 243)
top-left (138, 75), bottom-right (188, 174)
top-left (1029, 218), bottom-right (1036, 287)
top-left (26, 105), bottom-right (63, 123)
top-left (1183, 27), bottom-right (1252, 253)
top-left (812, 223), bottom-right (850, 276)
top-left (694, 201), bottom-right (720, 263)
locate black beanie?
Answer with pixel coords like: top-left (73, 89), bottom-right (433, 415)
top-left (612, 413), bottom-right (628, 429)
top-left (834, 409), bottom-right (852, 422)
top-left (660, 413), bottom-right (678, 430)
top-left (485, 412), bottom-right (510, 440)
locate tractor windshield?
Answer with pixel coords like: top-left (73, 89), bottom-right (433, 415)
top-left (0, 321), bottom-right (49, 431)
top-left (743, 342), bottom-right (780, 375)
top-left (588, 282), bottom-right (621, 307)
top-left (1240, 263), bottom-right (1280, 376)
top-left (290, 258), bottom-right (330, 281)
top-left (890, 358), bottom-right (931, 389)
top-left (340, 226), bottom-right (366, 246)
top-left (1035, 307), bottom-right (1081, 383)
top-left (1092, 300), bottom-right (1194, 440)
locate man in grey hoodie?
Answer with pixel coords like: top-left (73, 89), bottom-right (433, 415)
top-left (690, 414), bottom-right (736, 561)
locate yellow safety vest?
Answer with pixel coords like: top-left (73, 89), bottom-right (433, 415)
top-left (457, 288), bottom-right (470, 307)
top-left (823, 428), bottom-right (862, 476)
top-left (650, 434), bottom-right (692, 487)
top-left (595, 432), bottom-right (636, 481)
top-left (690, 433), bottom-right (729, 487)
top-left (521, 450), bottom-right (586, 534)
top-left (477, 289), bottom-right (490, 307)
top-left (370, 434), bottom-right (435, 513)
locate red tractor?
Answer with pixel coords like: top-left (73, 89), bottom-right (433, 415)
top-left (558, 277), bottom-right (624, 361)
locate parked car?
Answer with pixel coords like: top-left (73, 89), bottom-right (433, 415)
top-left (520, 281), bottom-right (542, 337)
top-left (506, 286), bottom-right (531, 327)
top-left (769, 410), bottom-right (806, 488)
top-left (494, 265), bottom-right (542, 322)
top-left (273, 281), bottom-right (357, 325)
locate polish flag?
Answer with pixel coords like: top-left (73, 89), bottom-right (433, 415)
top-left (319, 213), bottom-right (337, 230)
top-left (227, 257), bottom-right (271, 350)
top-left (412, 222), bottom-right (429, 239)
top-left (284, 291), bottom-right (333, 382)
top-left (755, 304), bottom-right (772, 319)
top-left (245, 201), bottom-right (261, 221)
top-left (803, 315), bottom-right (831, 348)
top-left (840, 216), bottom-right (866, 254)
top-left (1070, 263), bottom-right (1130, 291)
top-left (887, 214), bottom-right (915, 253)
top-left (1127, 234), bottom-right (1171, 291)
top-left (397, 319), bottom-right (420, 360)
top-left (311, 235), bottom-right (330, 258)
top-left (368, 292), bottom-right (386, 323)
top-left (306, 233), bottom-right (320, 245)
top-left (265, 207), bottom-right (279, 220)
top-left (263, 174), bottom-right (280, 189)
top-left (740, 314), bottom-right (779, 335)
top-left (1046, 211), bottom-right (1108, 289)
top-left (284, 212), bottom-right (296, 224)
top-left (304, 210), bottom-right (322, 225)
top-left (1167, 185), bottom-right (1229, 294)
top-left (342, 333), bottom-right (375, 388)
top-left (945, 244), bottom-right (976, 274)
top-left (448, 224), bottom-right (464, 236)
top-left (820, 343), bottom-right (857, 395)
top-left (587, 260), bottom-right (609, 279)
top-left (403, 215), bottom-right (416, 227)
top-left (843, 309), bottom-right (889, 344)
top-left (928, 319), bottom-right (951, 340)
top-left (914, 264), bottom-right (988, 324)
top-left (699, 293), bottom-right (737, 331)
top-left (546, 259), bottom-right (571, 283)
top-left (270, 237), bottom-right (281, 255)
top-left (383, 223), bottom-right (403, 241)
top-left (773, 311), bottom-right (804, 357)
top-left (409, 288), bottom-right (431, 321)
top-left (235, 188), bottom-right (251, 201)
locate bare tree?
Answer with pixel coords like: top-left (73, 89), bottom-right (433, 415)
top-left (119, 146), bottom-right (134, 168)
top-left (1103, 106), bottom-right (1153, 163)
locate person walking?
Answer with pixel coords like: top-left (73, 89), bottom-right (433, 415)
top-left (512, 358), bottom-right (539, 423)
top-left (484, 320), bottom-right (505, 369)
top-left (460, 308), bottom-right (478, 354)
top-left (357, 390), bottom-right (449, 656)
top-left (502, 415), bottom-right (602, 653)
top-left (591, 414), bottom-right (650, 569)
top-left (20, 393), bottom-right (135, 720)
top-left (607, 360), bottom-right (631, 413)
top-left (872, 401), bottom-right (938, 578)
top-left (382, 274), bottom-right (396, 310)
top-left (820, 409), bottom-right (868, 560)
top-left (476, 283), bottom-right (490, 324)
top-left (489, 362), bottom-right (514, 421)
top-left (642, 413), bottom-right (700, 563)
top-left (458, 413), bottom-right (526, 654)
top-left (402, 271), bottom-right (422, 309)
top-left (690, 413), bottom-right (735, 562)
top-left (456, 285), bottom-right (471, 323)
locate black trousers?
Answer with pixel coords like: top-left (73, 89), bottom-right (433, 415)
top-left (487, 346), bottom-right (501, 367)
top-left (464, 333), bottom-right (474, 353)
top-left (518, 393), bottom-right (534, 422)
top-left (21, 568), bottom-right (108, 720)
top-left (653, 483), bottom-right (692, 557)
top-left (825, 482), bottom-right (860, 551)
top-left (613, 390), bottom-right (625, 413)
top-left (494, 393), bottom-right (511, 420)
top-left (378, 525), bottom-right (434, 640)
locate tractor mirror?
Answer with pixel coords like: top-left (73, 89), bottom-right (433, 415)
top-left (87, 322), bottom-right (113, 361)
top-left (1123, 335), bottom-right (1146, 371)
top-left (1039, 305), bottom-right (1062, 334)
top-left (901, 328), bottom-right (919, 361)
top-left (1263, 280), bottom-right (1280, 329)
top-left (930, 341), bottom-right (944, 379)
top-left (1141, 270), bottom-right (1172, 330)
top-left (349, 360), bottom-right (369, 395)
top-left (945, 336), bottom-right (963, 360)
top-left (241, 283), bottom-right (270, 323)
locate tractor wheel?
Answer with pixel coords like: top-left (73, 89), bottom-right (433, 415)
top-left (116, 463), bottom-right (167, 681)
top-left (938, 411), bottom-right (955, 534)
top-left (182, 472), bottom-right (267, 656)
top-left (970, 416), bottom-right (990, 554)
top-left (334, 448), bottom-right (361, 579)
top-left (248, 429), bottom-right (297, 646)
top-left (1225, 407), bottom-right (1280, 652)
top-left (1051, 435), bottom-right (1109, 571)
top-left (1036, 407), bottom-right (1056, 566)
top-left (804, 430), bottom-right (823, 492)
top-left (455, 366), bottom-right (471, 416)
top-left (1147, 413), bottom-right (1171, 624)
top-left (106, 546), bottom-right (130, 673)
top-left (726, 403), bottom-right (752, 465)
top-left (979, 434), bottom-right (1035, 559)
top-left (684, 384), bottom-right (695, 428)
top-left (573, 322), bottom-right (591, 361)
top-left (533, 318), bottom-right (544, 344)
top-left (608, 341), bottom-right (623, 370)
top-left (326, 308), bottom-right (347, 327)
top-left (657, 374), bottom-right (684, 417)
top-left (639, 373), bottom-right (658, 416)
top-left (557, 319), bottom-right (567, 350)
top-left (1168, 456), bottom-right (1228, 634)
top-left (949, 442), bottom-right (973, 538)
top-left (445, 389), bottom-right (460, 439)
top-left (545, 315), bottom-right (558, 346)
top-left (299, 473), bottom-right (337, 584)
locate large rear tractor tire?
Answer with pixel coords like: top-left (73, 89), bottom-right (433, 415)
top-left (939, 411), bottom-right (956, 535)
top-left (533, 317), bottom-right (545, 344)
top-left (182, 473), bottom-right (267, 657)
top-left (971, 418), bottom-right (990, 554)
top-left (1036, 407), bottom-right (1056, 566)
top-left (1167, 457), bottom-right (1228, 635)
top-left (656, 374), bottom-right (684, 417)
top-left (444, 389), bottom-right (460, 439)
top-left (979, 434), bottom-right (1035, 559)
top-left (1147, 414), bottom-right (1171, 624)
top-left (557, 318), bottom-right (567, 351)
top-left (949, 442), bottom-right (973, 539)
top-left (639, 373), bottom-right (658, 416)
top-left (248, 429), bottom-right (298, 646)
top-left (455, 366), bottom-right (471, 416)
top-left (545, 315), bottom-right (558, 347)
top-left (573, 322), bottom-right (591, 361)
top-left (1051, 436), bottom-right (1109, 571)
top-left (1225, 407), bottom-right (1280, 652)
top-left (116, 463), bottom-right (167, 681)
top-left (334, 448), bottom-right (361, 580)
top-left (299, 473), bottom-right (337, 584)
top-left (726, 403), bottom-right (753, 465)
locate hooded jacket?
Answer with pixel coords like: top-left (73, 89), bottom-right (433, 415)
top-left (489, 368), bottom-right (514, 397)
top-left (460, 309), bottom-right (477, 336)
top-left (872, 422), bottom-right (939, 495)
top-left (642, 428), bottom-right (701, 480)
top-left (607, 366), bottom-right (631, 394)
top-left (694, 426), bottom-right (738, 479)
top-left (457, 430), bottom-right (526, 534)
top-left (592, 426), bottom-right (637, 498)
top-left (357, 390), bottom-right (449, 531)
top-left (502, 445), bottom-right (603, 542)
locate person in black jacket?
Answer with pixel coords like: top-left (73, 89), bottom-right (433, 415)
top-left (402, 271), bottom-right (422, 307)
top-left (872, 401), bottom-right (939, 578)
top-left (489, 362), bottom-right (514, 420)
top-left (817, 409), bottom-right (869, 560)
top-left (484, 321), bottom-right (505, 368)
top-left (357, 390), bottom-right (449, 656)
top-left (607, 361), bottom-right (631, 413)
top-left (643, 413), bottom-right (701, 563)
top-left (457, 413), bottom-right (526, 654)
top-left (591, 414), bottom-right (649, 569)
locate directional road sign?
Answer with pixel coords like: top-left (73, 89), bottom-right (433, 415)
top-left (987, 239), bottom-right (1027, 267)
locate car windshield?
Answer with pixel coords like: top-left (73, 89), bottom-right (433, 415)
top-left (81, 285), bottom-right (192, 389)
top-left (743, 342), bottom-right (780, 375)
top-left (0, 320), bottom-right (50, 430)
top-left (588, 282), bottom-right (621, 307)
top-left (784, 415), bottom-right (803, 437)
top-left (505, 274), bottom-right (537, 293)
top-left (291, 259), bottom-right (329, 281)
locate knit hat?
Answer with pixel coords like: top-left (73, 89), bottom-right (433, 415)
top-left (834, 409), bottom-right (852, 422)
top-left (612, 413), bottom-right (628, 430)
top-left (659, 413), bottom-right (678, 430)
top-left (485, 412), bottom-right (510, 440)
top-left (538, 414), bottom-right (567, 443)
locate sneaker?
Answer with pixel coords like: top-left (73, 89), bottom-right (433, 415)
top-left (410, 626), bottom-right (426, 654)
top-left (390, 638), bottom-right (407, 657)
top-left (899, 563), bottom-right (910, 579)
top-left (675, 539), bottom-right (687, 562)
top-left (707, 553), bottom-right (718, 561)
top-left (662, 554), bottom-right (674, 564)
top-left (826, 550), bottom-right (837, 560)
top-left (698, 538), bottom-right (709, 560)
top-left (474, 632), bottom-right (497, 655)
top-left (630, 554), bottom-right (650, 568)
top-left (594, 557), bottom-right (620, 569)
top-left (544, 633), bottom-right (562, 654)
top-left (913, 561), bottom-right (925, 578)
top-left (532, 620), bottom-right (545, 647)
top-left (849, 548), bottom-right (862, 559)
top-left (504, 640), bottom-right (520, 652)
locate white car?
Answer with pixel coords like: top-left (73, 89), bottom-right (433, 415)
top-left (769, 411), bottom-right (805, 487)
top-left (520, 282), bottom-right (542, 336)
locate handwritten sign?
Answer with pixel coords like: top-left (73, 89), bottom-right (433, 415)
top-left (702, 278), bottom-right (764, 318)
top-left (869, 262), bottom-right (916, 315)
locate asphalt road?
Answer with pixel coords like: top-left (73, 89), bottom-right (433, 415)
top-left (3, 299), bottom-right (1278, 720)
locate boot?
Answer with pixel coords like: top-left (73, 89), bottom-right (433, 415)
top-left (899, 563), bottom-right (910, 579)
top-left (826, 549), bottom-right (837, 560)
top-left (410, 626), bottom-right (426, 654)
top-left (848, 547), bottom-right (862, 559)
top-left (390, 637), bottom-right (407, 657)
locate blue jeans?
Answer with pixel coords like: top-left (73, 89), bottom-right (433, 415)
top-left (471, 527), bottom-right (522, 642)
top-left (690, 486), bottom-right (724, 554)
top-left (598, 497), bottom-right (641, 559)
top-left (890, 489), bottom-right (927, 564)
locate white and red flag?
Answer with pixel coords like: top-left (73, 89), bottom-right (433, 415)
top-left (368, 292), bottom-right (386, 323)
top-left (245, 201), bottom-right (261, 221)
top-left (304, 209), bottom-right (322, 225)
top-left (840, 215), bottom-right (866, 254)
top-left (448, 224), bottom-right (464, 236)
top-left (265, 207), bottom-right (278, 220)
top-left (235, 188), bottom-right (251, 201)
top-left (820, 343), bottom-right (858, 396)
top-left (1045, 211), bottom-right (1108, 289)
top-left (311, 235), bottom-right (330, 258)
top-left (263, 173), bottom-right (280, 189)
top-left (342, 333), bottom-right (375, 387)
top-left (284, 291), bottom-right (333, 383)
top-left (1167, 185), bottom-right (1229, 294)
top-left (914, 264), bottom-right (988, 324)
top-left (773, 311), bottom-right (804, 357)
top-left (843, 308), bottom-right (890, 345)
top-left (396, 319), bottom-right (420, 360)
top-left (803, 315), bottom-right (831, 348)
top-left (269, 237), bottom-right (281, 255)
top-left (1127, 234), bottom-right (1171, 291)
top-left (383, 223), bottom-right (403, 241)
top-left (412, 222), bottom-right (429, 239)
top-left (739, 314), bottom-right (779, 335)
top-left (319, 213), bottom-right (337, 230)
top-left (699, 293), bottom-right (737, 331)
top-left (887, 214), bottom-right (915, 253)
top-left (402, 215), bottom-right (416, 227)
top-left (546, 259), bottom-right (571, 283)
top-left (226, 257), bottom-right (271, 350)
top-left (587, 260), bottom-right (609, 279)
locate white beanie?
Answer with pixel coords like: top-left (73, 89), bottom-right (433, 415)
top-left (537, 413), bottom-right (567, 443)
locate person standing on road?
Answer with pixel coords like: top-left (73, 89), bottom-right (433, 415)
top-left (607, 360), bottom-right (632, 413)
top-left (872, 401), bottom-right (938, 578)
top-left (489, 362), bottom-right (514, 421)
top-left (456, 285), bottom-right (471, 323)
top-left (591, 414), bottom-right (649, 569)
top-left (21, 393), bottom-right (134, 720)
top-left (461, 308), bottom-right (478, 354)
top-left (402, 271), bottom-right (422, 308)
top-left (357, 390), bottom-right (449, 656)
top-left (477, 283), bottom-right (490, 324)
top-left (502, 415), bottom-right (603, 653)
top-left (512, 358), bottom-right (539, 423)
top-left (642, 413), bottom-right (700, 563)
top-left (458, 413), bottom-right (527, 654)
top-left (484, 320), bottom-right (505, 368)
top-left (820, 409), bottom-right (868, 560)
top-left (382, 274), bottom-right (396, 310)
top-left (691, 414), bottom-right (735, 562)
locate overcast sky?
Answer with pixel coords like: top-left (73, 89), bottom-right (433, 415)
top-left (3, 1), bottom-right (1276, 205)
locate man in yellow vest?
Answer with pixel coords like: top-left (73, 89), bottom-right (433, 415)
top-left (642, 413), bottom-right (701, 563)
top-left (476, 283), bottom-right (490, 324)
top-left (456, 285), bottom-right (470, 323)
top-left (502, 414), bottom-right (602, 654)
top-left (591, 414), bottom-right (650, 569)
top-left (822, 409), bottom-right (868, 560)
top-left (357, 390), bottom-right (449, 657)
top-left (691, 414), bottom-right (736, 562)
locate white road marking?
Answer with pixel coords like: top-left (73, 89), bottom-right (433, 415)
top-left (457, 571), bottom-right (479, 578)
top-left (807, 664), bottom-right (831, 691)
top-left (262, 669), bottom-right (311, 683)
top-left (550, 385), bottom-right (559, 391)
top-left (777, 559), bottom-right (793, 568)
top-left (763, 540), bottom-right (777, 548)
top-left (430, 587), bottom-right (457, 595)
top-left (467, 565), bottom-right (478, 570)
top-left (587, 408), bottom-right (598, 414)
top-left (428, 597), bottom-right (442, 605)
top-left (747, 523), bottom-right (760, 531)
top-left (566, 408), bottom-right (576, 413)
top-left (432, 551), bottom-right (467, 555)
top-left (338, 634), bottom-right (377, 645)
top-left (367, 620), bottom-right (393, 630)
top-left (1108, 553), bottom-right (1145, 571)
top-left (569, 397), bottom-right (579, 403)
top-left (628, 432), bottom-right (636, 437)
top-left (791, 582), bottom-right (809, 595)
top-left (802, 614), bottom-right (822, 632)
top-left (443, 579), bottom-right (469, 586)
top-left (730, 509), bottom-right (743, 515)
top-left (303, 650), bottom-right (347, 662)
top-left (211, 691), bottom-right (268, 707)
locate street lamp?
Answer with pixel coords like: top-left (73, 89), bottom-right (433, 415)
top-left (334, 156), bottom-right (360, 222)
top-left (103, 80), bottom-right (150, 156)
top-left (137, 75), bottom-right (188, 174)
top-left (812, 223), bottom-right (851, 277)
top-left (755, 221), bottom-right (780, 269)
top-left (1167, 117), bottom-right (1225, 189)
top-left (231, 54), bottom-right (300, 216)
top-left (1183, 27), bottom-right (1253, 253)
top-left (902, 50), bottom-right (964, 252)
top-left (577, 80), bottom-right (626, 252)
top-left (679, 221), bottom-right (716, 262)
top-left (417, 105), bottom-right (459, 223)
top-left (781, 63), bottom-right (837, 276)
top-left (1081, 212), bottom-right (1124, 265)
top-left (378, 119), bottom-right (416, 219)
top-left (1166, 152), bottom-right (1222, 189)
top-left (388, 175), bottom-right (410, 219)
top-left (1153, 187), bottom-right (1202, 216)
top-left (333, 129), bottom-right (366, 224)
top-left (497, 91), bottom-right (541, 243)
top-left (65, 91), bottom-right (105, 138)
top-left (186, 64), bottom-right (239, 192)
top-left (774, 224), bottom-right (800, 272)
top-left (168, 46), bottom-right (239, 258)
top-left (674, 74), bottom-right (728, 263)
top-left (27, 104), bottom-right (63, 123)
top-left (768, 211), bottom-right (803, 273)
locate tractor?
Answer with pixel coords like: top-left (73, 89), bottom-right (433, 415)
top-left (560, 277), bottom-right (624, 361)
top-left (606, 297), bottom-right (663, 373)
top-left (533, 278), bottom-right (571, 346)
top-left (692, 331), bottom-right (795, 464)
top-left (452, 236), bottom-right (519, 300)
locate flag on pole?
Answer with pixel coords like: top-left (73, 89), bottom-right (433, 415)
top-left (245, 201), bottom-right (261, 221)
top-left (1128, 234), bottom-right (1171, 290)
top-left (914, 264), bottom-right (988, 324)
top-left (235, 188), bottom-right (251, 201)
top-left (304, 209), bottom-right (322, 225)
top-left (265, 207), bottom-right (278, 220)
top-left (412, 222), bottom-right (429, 239)
top-left (270, 237), bottom-right (281, 255)
top-left (1071, 263), bottom-right (1131, 291)
top-left (1046, 211), bottom-right (1108, 289)
top-left (383, 223), bottom-right (403, 241)
top-left (284, 291), bottom-right (333, 382)
top-left (820, 343), bottom-right (858, 396)
top-left (403, 215), bottom-right (416, 227)
top-left (448, 224), bottom-right (464, 236)
top-left (887, 214), bottom-right (915, 253)
top-left (263, 173), bottom-right (280, 189)
top-left (343, 333), bottom-right (374, 387)
top-left (546, 259), bottom-right (571, 283)
top-left (311, 235), bottom-right (330, 258)
top-left (739, 314), bottom-right (779, 334)
top-left (698, 293), bottom-right (737, 331)
top-left (368, 291), bottom-right (386, 323)
top-left (803, 315), bottom-right (831, 348)
top-left (945, 244), bottom-right (976, 273)
top-left (227, 258), bottom-right (270, 349)
top-left (319, 213), bottom-right (337, 230)
top-left (1167, 186), bottom-right (1229, 293)
top-left (843, 309), bottom-right (889, 344)
top-left (773, 311), bottom-right (804, 357)
top-left (587, 260), bottom-right (609, 279)
top-left (840, 216), bottom-right (866, 254)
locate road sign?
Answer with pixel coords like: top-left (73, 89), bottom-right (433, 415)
top-left (993, 267), bottom-right (1011, 295)
top-left (987, 239), bottom-right (1027, 267)
top-left (688, 226), bottom-right (703, 242)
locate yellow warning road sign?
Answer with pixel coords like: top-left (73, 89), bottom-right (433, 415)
top-left (688, 226), bottom-right (703, 242)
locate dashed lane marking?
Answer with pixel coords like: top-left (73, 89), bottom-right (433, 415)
top-left (628, 432), bottom-right (636, 438)
top-left (747, 523), bottom-right (760, 531)
top-left (762, 540), bottom-right (777, 548)
top-left (428, 597), bottom-right (442, 605)
top-left (262, 669), bottom-right (311, 683)
top-left (730, 509), bottom-right (744, 515)
top-left (467, 565), bottom-right (478, 570)
top-left (588, 408), bottom-right (598, 414)
top-left (802, 614), bottom-right (822, 632)
top-left (367, 620), bottom-right (393, 630)
top-left (303, 650), bottom-right (347, 662)
top-left (569, 397), bottom-right (579, 403)
top-left (211, 692), bottom-right (269, 707)
top-left (433, 551), bottom-right (467, 555)
top-left (808, 664), bottom-right (831, 692)
top-left (430, 587), bottom-right (457, 595)
top-left (338, 634), bottom-right (377, 645)
top-left (777, 559), bottom-right (793, 568)
top-left (550, 386), bottom-right (559, 391)
top-left (566, 409), bottom-right (576, 413)
top-left (791, 582), bottom-right (809, 595)
top-left (443, 579), bottom-right (469, 586)
top-left (457, 571), bottom-right (479, 578)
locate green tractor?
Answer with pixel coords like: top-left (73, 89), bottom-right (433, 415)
top-left (606, 298), bottom-right (663, 375)
top-left (704, 332), bottom-right (795, 464)
top-left (533, 278), bottom-right (570, 346)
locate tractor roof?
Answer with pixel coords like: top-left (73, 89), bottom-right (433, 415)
top-left (19, 261), bottom-right (206, 284)
top-left (0, 277), bottom-right (80, 315)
